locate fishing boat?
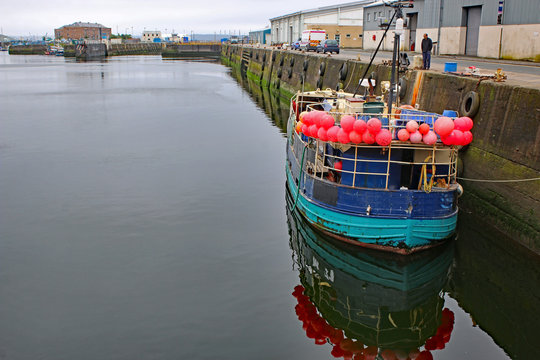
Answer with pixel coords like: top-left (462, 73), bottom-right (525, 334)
top-left (287, 203), bottom-right (455, 357)
top-left (285, 1), bottom-right (471, 254)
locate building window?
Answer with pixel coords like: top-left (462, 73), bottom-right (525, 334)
top-left (335, 34), bottom-right (340, 43)
top-left (374, 12), bottom-right (378, 20)
top-left (359, 34), bottom-right (363, 38)
top-left (367, 13), bottom-right (370, 21)
top-left (346, 34), bottom-right (351, 38)
top-left (379, 11), bottom-right (383, 18)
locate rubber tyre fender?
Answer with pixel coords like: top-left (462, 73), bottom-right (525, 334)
top-left (287, 68), bottom-right (293, 79)
top-left (303, 59), bottom-right (309, 72)
top-left (262, 53), bottom-right (266, 62)
top-left (316, 77), bottom-right (323, 90)
top-left (399, 77), bottom-right (407, 99)
top-left (272, 52), bottom-right (276, 61)
top-left (339, 62), bottom-right (348, 81)
top-left (319, 62), bottom-right (326, 76)
top-left (289, 57), bottom-right (295, 67)
top-left (277, 67), bottom-right (282, 78)
top-left (279, 56), bottom-right (284, 66)
top-left (460, 91), bottom-right (480, 118)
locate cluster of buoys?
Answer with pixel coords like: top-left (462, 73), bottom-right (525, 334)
top-left (296, 111), bottom-right (392, 146)
top-left (397, 120), bottom-right (438, 145)
top-left (292, 284), bottom-right (453, 360)
top-left (296, 110), bottom-right (474, 147)
top-left (433, 116), bottom-right (474, 146)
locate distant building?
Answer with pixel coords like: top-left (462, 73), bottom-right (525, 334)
top-left (269, 0), bottom-right (375, 48)
top-left (249, 28), bottom-right (271, 44)
top-left (363, 0), bottom-right (540, 60)
top-left (142, 31), bottom-right (162, 43)
top-left (54, 22), bottom-right (111, 40)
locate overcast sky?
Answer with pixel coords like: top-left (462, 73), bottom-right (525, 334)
top-left (2, 0), bottom-right (352, 37)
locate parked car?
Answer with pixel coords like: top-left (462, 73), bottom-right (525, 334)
top-left (292, 40), bottom-right (301, 50)
top-left (316, 39), bottom-right (340, 54)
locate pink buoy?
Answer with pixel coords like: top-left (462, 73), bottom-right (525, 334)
top-left (362, 130), bottom-right (376, 144)
top-left (397, 128), bottom-right (410, 141)
top-left (302, 124), bottom-right (310, 136)
top-left (353, 119), bottom-right (367, 134)
top-left (463, 130), bottom-right (473, 145)
top-left (464, 117), bottom-right (474, 131)
top-left (434, 117), bottom-right (454, 137)
top-left (455, 116), bottom-right (474, 131)
top-left (321, 114), bottom-right (335, 129)
top-left (349, 130), bottom-right (363, 144)
top-left (337, 128), bottom-right (350, 144)
top-left (367, 118), bottom-right (382, 135)
top-left (375, 129), bottom-right (392, 146)
top-left (419, 123), bottom-right (430, 135)
top-left (317, 127), bottom-right (328, 141)
top-left (440, 135), bottom-right (452, 145)
top-left (452, 129), bottom-right (464, 145)
top-left (445, 130), bottom-right (458, 145)
top-left (327, 126), bottom-right (340, 142)
top-left (423, 130), bottom-right (437, 145)
top-left (309, 124), bottom-right (319, 138)
top-left (340, 115), bottom-right (356, 133)
top-left (311, 111), bottom-right (324, 127)
top-left (302, 112), bottom-right (313, 126)
top-left (453, 117), bottom-right (467, 131)
top-left (409, 130), bottom-right (423, 143)
top-left (406, 120), bottom-right (419, 133)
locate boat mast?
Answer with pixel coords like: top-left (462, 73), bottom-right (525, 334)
top-left (388, 1), bottom-right (414, 116)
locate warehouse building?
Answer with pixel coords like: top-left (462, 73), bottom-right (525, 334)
top-left (249, 28), bottom-right (272, 45)
top-left (363, 0), bottom-right (540, 61)
top-left (269, 0), bottom-right (376, 48)
top-left (54, 22), bottom-right (111, 41)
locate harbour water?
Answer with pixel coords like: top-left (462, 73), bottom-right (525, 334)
top-left (0, 53), bottom-right (538, 359)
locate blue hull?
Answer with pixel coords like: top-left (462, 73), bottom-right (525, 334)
top-left (286, 166), bottom-right (457, 254)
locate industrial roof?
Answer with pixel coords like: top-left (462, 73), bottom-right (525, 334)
top-left (270, 0), bottom-right (376, 21)
top-left (59, 22), bottom-right (109, 29)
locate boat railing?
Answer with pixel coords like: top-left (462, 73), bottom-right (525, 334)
top-left (294, 133), bottom-right (458, 191)
top-left (289, 93), bottom-right (460, 191)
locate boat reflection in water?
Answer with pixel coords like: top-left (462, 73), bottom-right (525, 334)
top-left (287, 193), bottom-right (455, 359)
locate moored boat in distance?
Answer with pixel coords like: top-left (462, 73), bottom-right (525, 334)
top-left (285, 89), bottom-right (472, 254)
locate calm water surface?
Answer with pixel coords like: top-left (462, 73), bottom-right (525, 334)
top-left (0, 53), bottom-right (538, 360)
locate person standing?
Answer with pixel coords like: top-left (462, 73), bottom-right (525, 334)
top-left (421, 33), bottom-right (433, 70)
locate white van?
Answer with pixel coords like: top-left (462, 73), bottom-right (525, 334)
top-left (300, 30), bottom-right (326, 52)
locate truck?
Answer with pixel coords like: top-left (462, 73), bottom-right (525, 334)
top-left (300, 30), bottom-right (326, 52)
